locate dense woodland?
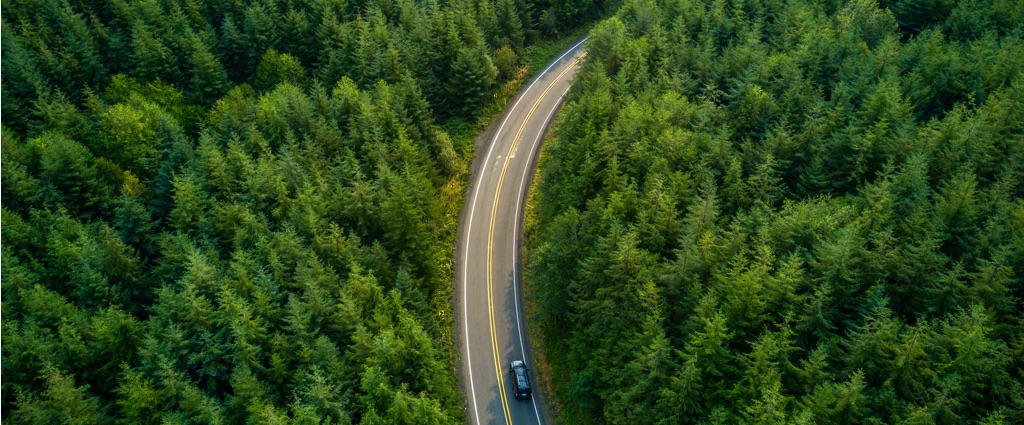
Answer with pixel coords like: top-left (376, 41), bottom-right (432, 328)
top-left (528, 0), bottom-right (1024, 423)
top-left (0, 0), bottom-right (612, 422)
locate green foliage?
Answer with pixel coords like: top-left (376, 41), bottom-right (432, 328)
top-left (8, 364), bottom-right (112, 425)
top-left (33, 132), bottom-right (115, 218)
top-left (253, 49), bottom-right (306, 92)
top-left (99, 103), bottom-right (159, 173)
top-left (448, 42), bottom-right (500, 118)
top-left (527, 0), bottom-right (1024, 423)
top-left (186, 33), bottom-right (231, 103)
top-left (1, 0), bottom-right (621, 132)
top-left (2, 0), bottom-right (617, 422)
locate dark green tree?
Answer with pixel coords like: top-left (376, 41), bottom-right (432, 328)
top-left (447, 39), bottom-right (498, 117)
top-left (185, 33), bottom-right (230, 103)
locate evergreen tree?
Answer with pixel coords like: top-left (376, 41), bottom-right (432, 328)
top-left (1, 31), bottom-right (50, 132)
top-left (185, 32), bottom-right (230, 103)
top-left (448, 42), bottom-right (498, 117)
top-left (130, 23), bottom-right (175, 83)
top-left (8, 365), bottom-right (112, 425)
top-left (252, 49), bottom-right (307, 91)
top-left (495, 0), bottom-right (526, 49)
top-left (526, 0), bottom-right (1024, 422)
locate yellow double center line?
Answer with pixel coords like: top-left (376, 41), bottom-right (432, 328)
top-left (486, 56), bottom-right (582, 425)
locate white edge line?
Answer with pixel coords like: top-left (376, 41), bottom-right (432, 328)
top-left (461, 37), bottom-right (588, 425)
top-left (512, 77), bottom-right (578, 425)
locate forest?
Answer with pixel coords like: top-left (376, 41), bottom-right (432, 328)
top-left (0, 0), bottom-right (611, 423)
top-left (527, 0), bottom-right (1024, 423)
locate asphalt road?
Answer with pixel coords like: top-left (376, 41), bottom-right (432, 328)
top-left (456, 38), bottom-right (587, 425)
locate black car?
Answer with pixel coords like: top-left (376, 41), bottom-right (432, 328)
top-left (509, 360), bottom-right (532, 399)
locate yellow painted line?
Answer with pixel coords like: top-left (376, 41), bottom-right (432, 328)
top-left (486, 57), bottom-right (581, 425)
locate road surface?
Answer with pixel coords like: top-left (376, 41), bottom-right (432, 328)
top-left (456, 38), bottom-right (587, 425)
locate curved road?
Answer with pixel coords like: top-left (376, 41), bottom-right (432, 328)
top-left (456, 39), bottom-right (587, 425)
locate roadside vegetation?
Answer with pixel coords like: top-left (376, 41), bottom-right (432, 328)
top-left (0, 0), bottom-right (615, 422)
top-left (527, 0), bottom-right (1024, 423)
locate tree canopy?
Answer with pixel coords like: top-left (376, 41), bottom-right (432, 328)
top-left (1, 0), bottom-right (615, 423)
top-left (527, 0), bottom-right (1024, 423)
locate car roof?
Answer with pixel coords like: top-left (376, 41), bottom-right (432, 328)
top-left (517, 373), bottom-right (530, 388)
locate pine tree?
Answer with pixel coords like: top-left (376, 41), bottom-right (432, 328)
top-left (448, 41), bottom-right (498, 117)
top-left (495, 0), bottom-right (526, 49)
top-left (35, 132), bottom-right (113, 218)
top-left (54, 3), bottom-right (108, 92)
top-left (241, 0), bottom-right (281, 78)
top-left (130, 23), bottom-right (175, 83)
top-left (116, 367), bottom-right (167, 425)
top-left (2, 30), bottom-right (50, 132)
top-left (185, 32), bottom-right (230, 103)
top-left (278, 8), bottom-right (317, 66)
top-left (99, 102), bottom-right (161, 174)
top-left (218, 16), bottom-right (250, 81)
top-left (253, 49), bottom-right (307, 92)
top-left (8, 364), bottom-right (111, 425)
